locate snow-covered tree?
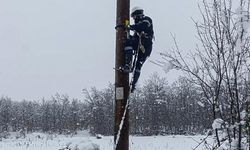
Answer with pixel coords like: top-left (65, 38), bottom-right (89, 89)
top-left (161, 0), bottom-right (250, 149)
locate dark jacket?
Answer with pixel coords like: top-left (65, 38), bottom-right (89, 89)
top-left (130, 15), bottom-right (154, 40)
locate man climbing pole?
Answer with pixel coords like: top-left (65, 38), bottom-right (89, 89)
top-left (122, 7), bottom-right (154, 93)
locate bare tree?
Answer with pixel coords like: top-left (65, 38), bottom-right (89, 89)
top-left (161, 0), bottom-right (250, 149)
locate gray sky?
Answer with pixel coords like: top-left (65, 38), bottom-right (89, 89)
top-left (0, 0), bottom-right (200, 101)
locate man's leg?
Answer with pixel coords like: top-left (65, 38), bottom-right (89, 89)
top-left (123, 39), bottom-right (134, 72)
top-left (131, 63), bottom-right (142, 92)
top-left (131, 39), bottom-right (152, 92)
top-left (131, 52), bottom-right (146, 93)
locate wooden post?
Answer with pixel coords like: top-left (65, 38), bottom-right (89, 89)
top-left (114, 0), bottom-right (130, 150)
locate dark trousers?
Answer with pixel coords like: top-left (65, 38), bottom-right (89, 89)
top-left (132, 37), bottom-right (152, 86)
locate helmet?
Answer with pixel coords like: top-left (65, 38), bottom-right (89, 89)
top-left (131, 7), bottom-right (144, 18)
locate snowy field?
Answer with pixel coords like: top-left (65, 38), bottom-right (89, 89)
top-left (0, 132), bottom-right (210, 150)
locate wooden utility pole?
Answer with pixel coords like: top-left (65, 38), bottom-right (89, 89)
top-left (114, 0), bottom-right (130, 150)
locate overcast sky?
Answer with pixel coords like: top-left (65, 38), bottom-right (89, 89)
top-left (0, 0), bottom-right (200, 101)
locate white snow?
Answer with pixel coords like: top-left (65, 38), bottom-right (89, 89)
top-left (67, 140), bottom-right (100, 150)
top-left (212, 118), bottom-right (224, 130)
top-left (0, 132), bottom-right (210, 150)
top-left (197, 101), bottom-right (205, 107)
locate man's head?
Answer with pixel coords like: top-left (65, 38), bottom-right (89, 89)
top-left (131, 7), bottom-right (144, 20)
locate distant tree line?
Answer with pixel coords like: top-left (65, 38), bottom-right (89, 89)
top-left (0, 94), bottom-right (85, 136)
top-left (0, 74), bottom-right (214, 137)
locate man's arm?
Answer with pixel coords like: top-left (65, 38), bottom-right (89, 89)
top-left (130, 18), bottom-right (152, 32)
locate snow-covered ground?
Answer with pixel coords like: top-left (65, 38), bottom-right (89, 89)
top-left (0, 132), bottom-right (210, 150)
